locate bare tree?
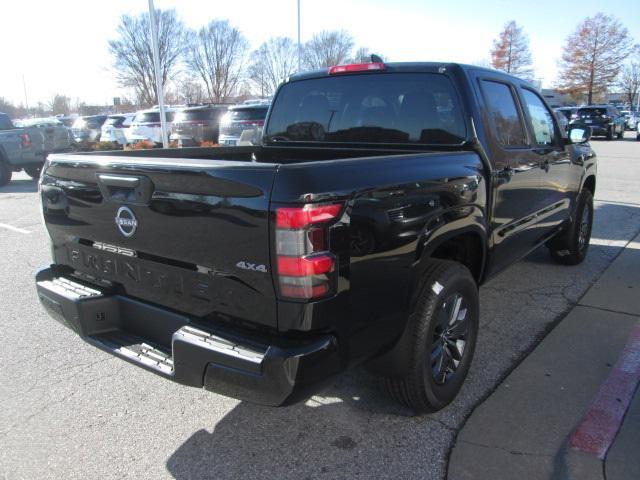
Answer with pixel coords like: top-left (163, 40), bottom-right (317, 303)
top-left (108, 9), bottom-right (185, 107)
top-left (185, 20), bottom-right (249, 103)
top-left (618, 52), bottom-right (640, 106)
top-left (351, 47), bottom-right (385, 63)
top-left (248, 37), bottom-right (298, 96)
top-left (558, 13), bottom-right (635, 104)
top-left (48, 94), bottom-right (71, 116)
top-left (0, 98), bottom-right (19, 118)
top-left (303, 30), bottom-right (354, 69)
top-left (490, 21), bottom-right (533, 78)
top-left (176, 77), bottom-right (207, 104)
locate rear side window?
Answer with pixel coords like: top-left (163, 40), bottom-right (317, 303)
top-left (265, 73), bottom-right (466, 145)
top-left (0, 114), bottom-right (14, 130)
top-left (481, 80), bottom-right (526, 147)
top-left (134, 112), bottom-right (175, 123)
top-left (521, 89), bottom-right (556, 146)
top-left (227, 107), bottom-right (269, 121)
top-left (176, 109), bottom-right (226, 122)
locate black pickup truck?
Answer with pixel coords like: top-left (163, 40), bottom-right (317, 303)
top-left (35, 61), bottom-right (596, 413)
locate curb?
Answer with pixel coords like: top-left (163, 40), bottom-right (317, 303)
top-left (555, 323), bottom-right (640, 479)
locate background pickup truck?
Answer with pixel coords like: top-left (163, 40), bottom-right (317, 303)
top-left (0, 112), bottom-right (51, 184)
top-left (35, 61), bottom-right (596, 413)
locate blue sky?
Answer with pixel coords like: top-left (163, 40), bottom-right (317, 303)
top-left (1, 0), bottom-right (638, 106)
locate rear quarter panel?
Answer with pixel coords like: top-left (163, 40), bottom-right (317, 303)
top-left (271, 151), bottom-right (487, 364)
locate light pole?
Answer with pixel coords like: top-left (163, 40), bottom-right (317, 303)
top-left (148, 0), bottom-right (169, 148)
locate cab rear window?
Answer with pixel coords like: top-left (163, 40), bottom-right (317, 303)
top-left (265, 73), bottom-right (467, 145)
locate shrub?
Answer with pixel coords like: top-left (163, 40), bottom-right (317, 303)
top-left (92, 141), bottom-right (119, 151)
top-left (125, 140), bottom-right (156, 150)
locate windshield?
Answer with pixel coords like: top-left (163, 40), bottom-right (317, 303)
top-left (265, 73), bottom-right (467, 145)
top-left (134, 111), bottom-right (176, 123)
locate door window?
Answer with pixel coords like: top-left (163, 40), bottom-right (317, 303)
top-left (521, 89), bottom-right (557, 146)
top-left (481, 80), bottom-right (527, 147)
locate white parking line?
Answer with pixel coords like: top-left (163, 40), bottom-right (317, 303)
top-left (0, 223), bottom-right (31, 234)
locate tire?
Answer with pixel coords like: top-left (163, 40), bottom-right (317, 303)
top-left (23, 164), bottom-right (43, 180)
top-left (606, 127), bottom-right (613, 140)
top-left (383, 260), bottom-right (479, 413)
top-left (0, 159), bottom-right (12, 186)
top-left (548, 189), bottom-right (594, 265)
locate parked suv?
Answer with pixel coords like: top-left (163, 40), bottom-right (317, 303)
top-left (128, 109), bottom-right (177, 146)
top-left (570, 105), bottom-right (625, 140)
top-left (71, 115), bottom-right (108, 146)
top-left (170, 105), bottom-right (229, 146)
top-left (100, 113), bottom-right (135, 147)
top-left (218, 103), bottom-right (269, 145)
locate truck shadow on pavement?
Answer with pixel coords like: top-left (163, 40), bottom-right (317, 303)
top-left (164, 201), bottom-right (640, 480)
top-left (0, 179), bottom-right (38, 194)
top-left (165, 369), bottom-right (424, 480)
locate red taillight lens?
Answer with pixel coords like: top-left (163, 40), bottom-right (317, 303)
top-left (278, 254), bottom-right (334, 276)
top-left (328, 62), bottom-right (385, 75)
top-left (20, 134), bottom-right (32, 148)
top-left (277, 204), bottom-right (342, 229)
top-left (275, 203), bottom-right (343, 300)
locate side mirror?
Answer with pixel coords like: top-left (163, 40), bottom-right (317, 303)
top-left (568, 126), bottom-right (591, 144)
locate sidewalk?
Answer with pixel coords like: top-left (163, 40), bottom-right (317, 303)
top-left (448, 234), bottom-right (640, 480)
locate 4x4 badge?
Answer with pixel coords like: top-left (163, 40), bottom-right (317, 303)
top-left (115, 206), bottom-right (138, 237)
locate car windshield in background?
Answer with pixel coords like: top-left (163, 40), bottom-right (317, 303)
top-left (265, 73), bottom-right (467, 145)
top-left (226, 107), bottom-right (268, 122)
top-left (577, 108), bottom-right (607, 117)
top-left (134, 112), bottom-right (176, 123)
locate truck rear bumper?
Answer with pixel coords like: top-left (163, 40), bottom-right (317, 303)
top-left (35, 266), bottom-right (340, 406)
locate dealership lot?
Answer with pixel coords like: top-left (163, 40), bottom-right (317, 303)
top-left (1, 135), bottom-right (640, 480)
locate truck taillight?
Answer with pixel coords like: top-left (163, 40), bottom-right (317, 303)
top-left (20, 133), bottom-right (32, 148)
top-left (275, 203), bottom-right (342, 300)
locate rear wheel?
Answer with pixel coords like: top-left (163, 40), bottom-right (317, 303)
top-left (383, 260), bottom-right (479, 413)
top-left (548, 189), bottom-right (593, 265)
top-left (23, 164), bottom-right (43, 180)
top-left (0, 159), bottom-right (12, 186)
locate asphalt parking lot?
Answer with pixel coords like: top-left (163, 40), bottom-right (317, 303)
top-left (1, 134), bottom-right (640, 480)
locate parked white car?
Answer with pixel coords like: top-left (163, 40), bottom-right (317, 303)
top-left (100, 113), bottom-right (135, 146)
top-left (127, 108), bottom-right (178, 145)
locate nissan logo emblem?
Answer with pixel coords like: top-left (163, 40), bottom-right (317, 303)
top-left (115, 206), bottom-right (138, 237)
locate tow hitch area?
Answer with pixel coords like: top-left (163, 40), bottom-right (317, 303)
top-left (35, 266), bottom-right (339, 406)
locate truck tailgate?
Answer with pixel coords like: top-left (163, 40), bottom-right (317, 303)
top-left (41, 154), bottom-right (278, 329)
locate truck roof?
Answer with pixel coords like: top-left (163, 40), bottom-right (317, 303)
top-left (288, 61), bottom-right (534, 87)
